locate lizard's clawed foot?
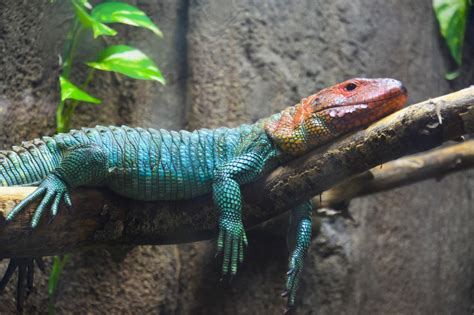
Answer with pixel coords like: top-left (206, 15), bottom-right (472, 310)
top-left (6, 174), bottom-right (72, 228)
top-left (0, 257), bottom-right (46, 312)
top-left (216, 219), bottom-right (247, 277)
top-left (283, 249), bottom-right (304, 308)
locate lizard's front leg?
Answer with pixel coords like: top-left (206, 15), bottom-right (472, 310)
top-left (213, 152), bottom-right (267, 277)
top-left (6, 144), bottom-right (109, 227)
top-left (283, 201), bottom-right (313, 310)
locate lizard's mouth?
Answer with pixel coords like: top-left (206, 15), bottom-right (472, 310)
top-left (314, 89), bottom-right (407, 115)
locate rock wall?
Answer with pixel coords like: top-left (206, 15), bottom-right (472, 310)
top-left (0, 0), bottom-right (473, 314)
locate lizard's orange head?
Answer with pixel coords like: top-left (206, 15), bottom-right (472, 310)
top-left (308, 78), bottom-right (407, 130)
top-left (264, 78), bottom-right (408, 155)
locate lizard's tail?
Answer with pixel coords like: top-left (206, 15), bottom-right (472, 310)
top-left (0, 137), bottom-right (62, 187)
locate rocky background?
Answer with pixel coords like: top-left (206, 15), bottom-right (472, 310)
top-left (0, 0), bottom-right (474, 314)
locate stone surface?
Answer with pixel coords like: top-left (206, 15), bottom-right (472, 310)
top-left (0, 0), bottom-right (473, 314)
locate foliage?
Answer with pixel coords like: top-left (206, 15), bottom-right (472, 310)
top-left (91, 2), bottom-right (163, 37)
top-left (59, 76), bottom-right (101, 103)
top-left (433, 0), bottom-right (472, 79)
top-left (48, 255), bottom-right (69, 314)
top-left (57, 0), bottom-right (165, 133)
top-left (86, 45), bottom-right (165, 83)
top-left (50, 1), bottom-right (165, 313)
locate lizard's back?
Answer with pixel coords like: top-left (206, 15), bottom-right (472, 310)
top-left (52, 125), bottom-right (272, 201)
top-left (0, 125), bottom-right (274, 200)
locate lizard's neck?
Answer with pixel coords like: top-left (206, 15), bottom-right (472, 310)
top-left (262, 96), bottom-right (335, 156)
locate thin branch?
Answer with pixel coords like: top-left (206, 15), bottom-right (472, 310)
top-left (313, 140), bottom-right (474, 208)
top-left (0, 87), bottom-right (473, 258)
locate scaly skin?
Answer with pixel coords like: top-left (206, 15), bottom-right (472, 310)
top-left (1, 78), bottom-right (407, 311)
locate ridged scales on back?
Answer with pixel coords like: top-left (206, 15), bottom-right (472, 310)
top-left (0, 125), bottom-right (278, 198)
top-left (2, 78), bottom-right (408, 311)
top-left (0, 138), bottom-right (61, 186)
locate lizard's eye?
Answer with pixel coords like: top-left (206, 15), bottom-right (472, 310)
top-left (310, 97), bottom-right (320, 106)
top-left (344, 83), bottom-right (357, 91)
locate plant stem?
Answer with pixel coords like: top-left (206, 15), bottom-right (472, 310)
top-left (48, 255), bottom-right (70, 315)
top-left (56, 100), bottom-right (66, 133)
top-left (56, 16), bottom-right (83, 133)
top-left (62, 18), bottom-right (83, 78)
top-left (62, 68), bottom-right (96, 131)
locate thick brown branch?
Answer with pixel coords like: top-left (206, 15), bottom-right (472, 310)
top-left (313, 140), bottom-right (474, 208)
top-left (0, 87), bottom-right (473, 258)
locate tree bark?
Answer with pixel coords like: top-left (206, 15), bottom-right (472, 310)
top-left (313, 140), bottom-right (474, 208)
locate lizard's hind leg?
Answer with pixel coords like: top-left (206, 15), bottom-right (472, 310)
top-left (0, 257), bottom-right (45, 312)
top-left (284, 201), bottom-right (313, 310)
top-left (6, 145), bottom-right (109, 227)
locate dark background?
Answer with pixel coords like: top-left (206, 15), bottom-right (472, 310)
top-left (0, 0), bottom-right (474, 313)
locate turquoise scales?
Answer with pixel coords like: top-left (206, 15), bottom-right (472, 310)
top-left (2, 78), bottom-right (408, 310)
top-left (4, 124), bottom-right (283, 275)
top-left (0, 125), bottom-right (278, 198)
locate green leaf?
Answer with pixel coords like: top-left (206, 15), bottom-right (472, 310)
top-left (60, 76), bottom-right (101, 104)
top-left (445, 69), bottom-right (461, 80)
top-left (72, 0), bottom-right (117, 38)
top-left (92, 2), bottom-right (163, 37)
top-left (48, 255), bottom-right (70, 314)
top-left (48, 256), bottom-right (61, 296)
top-left (433, 0), bottom-right (470, 65)
top-left (86, 45), bottom-right (165, 84)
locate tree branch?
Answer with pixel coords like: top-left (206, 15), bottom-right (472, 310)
top-left (0, 87), bottom-right (473, 258)
top-left (312, 139), bottom-right (474, 208)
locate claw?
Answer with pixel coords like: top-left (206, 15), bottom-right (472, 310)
top-left (281, 290), bottom-right (289, 297)
top-left (238, 238), bottom-right (244, 264)
top-left (216, 230), bottom-right (225, 256)
top-left (217, 220), bottom-right (247, 278)
top-left (51, 192), bottom-right (62, 217)
top-left (47, 216), bottom-right (57, 225)
top-left (222, 233), bottom-right (231, 275)
top-left (31, 192), bottom-right (54, 228)
top-left (6, 187), bottom-right (46, 222)
top-left (48, 216), bottom-right (56, 225)
top-left (64, 192), bottom-right (72, 208)
top-left (231, 239), bottom-right (238, 275)
top-left (7, 174), bottom-right (72, 228)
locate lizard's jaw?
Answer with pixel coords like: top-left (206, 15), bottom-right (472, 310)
top-left (318, 88), bottom-right (408, 132)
